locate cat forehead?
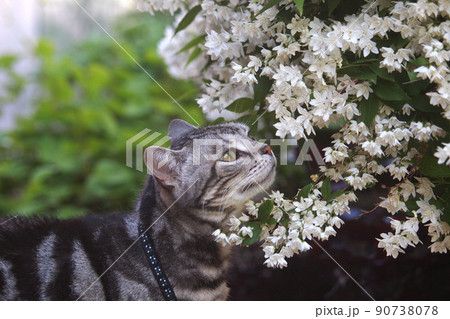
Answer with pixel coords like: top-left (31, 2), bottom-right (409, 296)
top-left (206, 122), bottom-right (249, 136)
top-left (170, 122), bottom-right (249, 149)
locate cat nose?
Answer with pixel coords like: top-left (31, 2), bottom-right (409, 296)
top-left (260, 144), bottom-right (272, 156)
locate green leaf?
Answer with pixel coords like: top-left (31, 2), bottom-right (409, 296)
top-left (369, 63), bottom-right (395, 82)
top-left (0, 55), bottom-right (17, 68)
top-left (408, 95), bottom-right (439, 113)
top-left (35, 39), bottom-right (55, 58)
top-left (267, 218), bottom-right (277, 225)
top-left (441, 210), bottom-right (450, 224)
top-left (256, 0), bottom-right (283, 16)
top-left (321, 178), bottom-right (331, 200)
top-left (258, 199), bottom-right (274, 223)
top-left (253, 75), bottom-right (273, 105)
top-left (176, 34), bottom-right (205, 54)
top-left (225, 97), bottom-right (255, 113)
top-left (420, 156), bottom-right (450, 178)
top-left (405, 199), bottom-right (419, 212)
top-left (280, 215), bottom-right (289, 228)
top-left (210, 117), bottom-right (226, 125)
top-left (441, 192), bottom-right (450, 224)
top-left (373, 79), bottom-right (410, 101)
top-left (174, 5), bottom-right (202, 35)
top-left (429, 198), bottom-right (444, 210)
top-left (296, 183), bottom-right (313, 201)
top-left (410, 57), bottom-right (429, 66)
top-left (381, 100), bottom-right (403, 111)
top-left (352, 57), bottom-right (380, 64)
top-left (338, 66), bottom-right (377, 84)
top-left (403, 78), bottom-right (430, 96)
top-left (356, 69), bottom-right (377, 84)
top-left (293, 0), bottom-right (305, 15)
top-left (242, 222), bottom-right (262, 246)
top-left (406, 70), bottom-right (417, 81)
top-left (326, 0), bottom-right (341, 16)
top-left (360, 94), bottom-right (379, 127)
top-left (326, 190), bottom-right (345, 202)
top-left (185, 46), bottom-right (202, 66)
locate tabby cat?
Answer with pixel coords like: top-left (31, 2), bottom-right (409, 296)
top-left (0, 119), bottom-right (276, 300)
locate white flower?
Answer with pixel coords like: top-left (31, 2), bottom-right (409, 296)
top-left (415, 177), bottom-right (436, 201)
top-left (274, 116), bottom-right (308, 140)
top-left (361, 140), bottom-right (384, 157)
top-left (245, 201), bottom-right (258, 217)
top-left (377, 131), bottom-right (400, 147)
top-left (416, 200), bottom-right (442, 225)
top-left (239, 214), bottom-right (250, 222)
top-left (239, 226), bottom-right (253, 238)
top-left (270, 191), bottom-right (285, 204)
top-left (264, 253), bottom-right (288, 268)
top-left (247, 55), bottom-right (262, 71)
top-left (286, 238), bottom-right (311, 253)
top-left (379, 192), bottom-right (407, 214)
top-left (355, 82), bottom-right (373, 100)
top-left (380, 47), bottom-right (402, 72)
top-left (263, 245), bottom-right (275, 258)
top-left (293, 198), bottom-right (313, 212)
top-left (205, 30), bottom-right (230, 59)
top-left (345, 173), bottom-right (376, 191)
top-left (228, 216), bottom-right (241, 231)
top-left (329, 216), bottom-right (344, 228)
top-left (429, 241), bottom-right (447, 253)
top-left (435, 143), bottom-right (450, 165)
top-left (228, 233), bottom-right (243, 245)
top-left (377, 232), bottom-right (405, 258)
top-left (323, 147), bottom-right (348, 164)
top-left (414, 66), bottom-right (444, 83)
top-left (212, 229), bottom-right (229, 246)
top-left (410, 122), bottom-right (445, 142)
top-left (287, 15), bottom-right (308, 36)
top-left (399, 180), bottom-right (416, 200)
top-left (321, 226), bottom-right (337, 240)
top-left (402, 103), bottom-right (414, 115)
top-left (273, 64), bottom-right (303, 87)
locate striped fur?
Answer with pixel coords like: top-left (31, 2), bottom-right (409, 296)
top-left (0, 120), bottom-right (276, 300)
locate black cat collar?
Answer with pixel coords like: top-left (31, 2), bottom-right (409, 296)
top-left (139, 223), bottom-right (177, 301)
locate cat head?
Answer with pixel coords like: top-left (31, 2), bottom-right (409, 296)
top-left (144, 119), bottom-right (276, 213)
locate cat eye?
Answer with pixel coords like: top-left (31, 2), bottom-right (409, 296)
top-left (221, 150), bottom-right (237, 162)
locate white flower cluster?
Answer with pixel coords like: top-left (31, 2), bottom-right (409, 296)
top-left (136, 0), bottom-right (196, 14)
top-left (136, 0), bottom-right (450, 265)
top-left (377, 181), bottom-right (450, 258)
top-left (213, 188), bottom-right (356, 268)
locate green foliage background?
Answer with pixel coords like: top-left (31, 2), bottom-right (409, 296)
top-left (0, 12), bottom-right (203, 219)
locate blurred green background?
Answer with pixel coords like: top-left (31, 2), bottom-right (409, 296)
top-left (0, 10), bottom-right (203, 218)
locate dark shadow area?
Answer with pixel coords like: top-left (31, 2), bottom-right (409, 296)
top-left (229, 209), bottom-right (450, 300)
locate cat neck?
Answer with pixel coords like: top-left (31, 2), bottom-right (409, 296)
top-left (134, 176), bottom-right (234, 300)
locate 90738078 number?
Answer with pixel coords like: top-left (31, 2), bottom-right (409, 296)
top-left (375, 306), bottom-right (438, 316)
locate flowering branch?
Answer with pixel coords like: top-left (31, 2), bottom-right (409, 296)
top-left (135, 0), bottom-right (450, 267)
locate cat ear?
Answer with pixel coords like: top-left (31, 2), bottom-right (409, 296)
top-left (144, 146), bottom-right (180, 188)
top-left (168, 119), bottom-right (197, 141)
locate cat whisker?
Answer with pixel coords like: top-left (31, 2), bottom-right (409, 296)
top-left (217, 178), bottom-right (241, 215)
top-left (217, 177), bottom-right (248, 216)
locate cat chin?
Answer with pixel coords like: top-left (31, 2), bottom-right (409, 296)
top-left (237, 166), bottom-right (276, 203)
